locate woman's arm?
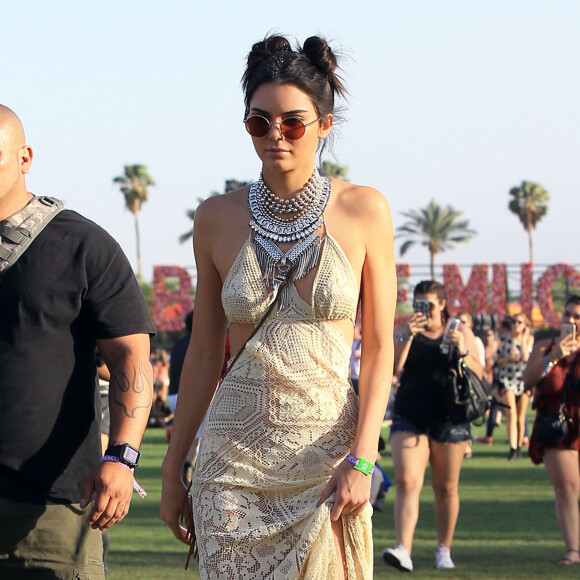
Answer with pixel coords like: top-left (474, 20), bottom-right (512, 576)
top-left (393, 312), bottom-right (427, 374)
top-left (353, 189), bottom-right (396, 469)
top-left (523, 335), bottom-right (578, 390)
top-left (318, 186), bottom-right (396, 521)
top-left (450, 326), bottom-right (483, 377)
top-left (523, 339), bottom-right (552, 391)
top-left (522, 327), bottom-right (534, 362)
top-left (160, 200), bottom-right (229, 543)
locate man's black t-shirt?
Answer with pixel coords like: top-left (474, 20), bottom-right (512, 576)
top-left (0, 210), bottom-right (155, 504)
top-left (168, 334), bottom-right (190, 397)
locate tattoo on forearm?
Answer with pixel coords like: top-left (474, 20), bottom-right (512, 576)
top-left (110, 360), bottom-right (153, 418)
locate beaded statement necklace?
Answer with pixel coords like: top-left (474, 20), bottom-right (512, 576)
top-left (248, 169), bottom-right (331, 309)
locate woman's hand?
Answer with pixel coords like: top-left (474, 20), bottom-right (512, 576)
top-left (522, 326), bottom-right (531, 343)
top-left (449, 328), bottom-right (466, 354)
top-left (550, 334), bottom-right (579, 360)
top-left (509, 347), bottom-right (522, 363)
top-left (406, 311), bottom-right (427, 337)
top-left (316, 460), bottom-right (372, 521)
top-left (160, 472), bottom-right (191, 545)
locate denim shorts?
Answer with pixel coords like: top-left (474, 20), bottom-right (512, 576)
top-left (390, 414), bottom-right (471, 443)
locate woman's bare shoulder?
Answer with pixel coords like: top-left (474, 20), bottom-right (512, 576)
top-left (329, 181), bottom-right (392, 233)
top-left (332, 180), bottom-right (389, 212)
top-left (193, 186), bottom-right (250, 231)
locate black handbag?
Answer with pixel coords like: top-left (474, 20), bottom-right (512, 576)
top-left (534, 408), bottom-right (569, 444)
top-left (445, 348), bottom-right (490, 425)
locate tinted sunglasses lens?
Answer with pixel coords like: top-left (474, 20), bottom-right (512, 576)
top-left (245, 116), bottom-right (270, 138)
top-left (280, 118), bottom-right (306, 139)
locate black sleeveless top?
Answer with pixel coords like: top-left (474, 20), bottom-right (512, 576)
top-left (394, 333), bottom-right (450, 429)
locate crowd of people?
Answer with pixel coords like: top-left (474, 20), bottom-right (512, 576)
top-left (381, 290), bottom-right (580, 571)
top-left (1, 30), bottom-right (579, 580)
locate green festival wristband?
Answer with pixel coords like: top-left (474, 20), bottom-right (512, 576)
top-left (345, 453), bottom-right (375, 476)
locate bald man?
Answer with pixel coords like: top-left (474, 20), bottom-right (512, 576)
top-left (0, 105), bottom-right (156, 579)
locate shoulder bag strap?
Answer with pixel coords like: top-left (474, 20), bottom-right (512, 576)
top-left (0, 196), bottom-right (64, 275)
top-left (219, 268), bottom-right (294, 384)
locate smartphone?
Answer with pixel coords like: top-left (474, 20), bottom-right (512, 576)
top-left (413, 299), bottom-right (430, 328)
top-left (440, 317), bottom-right (461, 354)
top-left (561, 323), bottom-right (576, 341)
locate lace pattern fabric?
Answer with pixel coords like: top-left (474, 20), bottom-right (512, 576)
top-left (222, 233), bottom-right (359, 325)
top-left (194, 233), bottom-right (372, 579)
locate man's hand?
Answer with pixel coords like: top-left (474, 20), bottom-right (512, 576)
top-left (81, 461), bottom-right (135, 530)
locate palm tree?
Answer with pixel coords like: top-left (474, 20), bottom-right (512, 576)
top-left (319, 160), bottom-right (349, 181)
top-left (113, 164), bottom-right (155, 283)
top-left (179, 179), bottom-right (250, 244)
top-left (508, 180), bottom-right (549, 264)
top-left (396, 199), bottom-right (476, 279)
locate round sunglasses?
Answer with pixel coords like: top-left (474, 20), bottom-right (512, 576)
top-left (244, 115), bottom-right (320, 140)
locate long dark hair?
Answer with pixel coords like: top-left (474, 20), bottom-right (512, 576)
top-left (241, 34), bottom-right (347, 157)
top-left (413, 280), bottom-right (450, 322)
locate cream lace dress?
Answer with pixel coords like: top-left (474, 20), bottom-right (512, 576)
top-left (191, 233), bottom-right (374, 579)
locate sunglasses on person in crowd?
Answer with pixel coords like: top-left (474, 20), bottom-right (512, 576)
top-left (244, 115), bottom-right (321, 140)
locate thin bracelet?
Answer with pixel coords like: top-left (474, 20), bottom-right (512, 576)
top-left (103, 456), bottom-right (147, 498)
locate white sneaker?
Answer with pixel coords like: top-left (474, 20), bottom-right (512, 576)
top-left (383, 544), bottom-right (413, 572)
top-left (435, 544), bottom-right (455, 569)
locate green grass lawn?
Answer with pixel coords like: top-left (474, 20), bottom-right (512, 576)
top-left (105, 415), bottom-right (577, 579)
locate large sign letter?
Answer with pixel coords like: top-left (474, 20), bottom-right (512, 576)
top-left (443, 264), bottom-right (489, 315)
top-left (537, 264), bottom-right (580, 328)
top-left (152, 266), bottom-right (194, 331)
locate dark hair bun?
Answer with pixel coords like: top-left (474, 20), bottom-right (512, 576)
top-left (302, 36), bottom-right (337, 76)
top-left (302, 36), bottom-right (345, 97)
top-left (246, 35), bottom-right (292, 72)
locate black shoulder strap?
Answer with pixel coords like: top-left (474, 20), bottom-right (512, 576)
top-left (0, 196), bottom-right (64, 275)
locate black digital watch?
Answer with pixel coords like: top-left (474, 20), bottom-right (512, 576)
top-left (105, 443), bottom-right (141, 468)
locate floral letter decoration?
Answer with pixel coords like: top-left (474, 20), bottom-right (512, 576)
top-left (443, 264), bottom-right (489, 316)
top-left (152, 266), bottom-right (194, 331)
top-left (537, 264), bottom-right (580, 328)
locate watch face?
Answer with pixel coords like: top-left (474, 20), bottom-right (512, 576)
top-left (123, 446), bottom-right (140, 465)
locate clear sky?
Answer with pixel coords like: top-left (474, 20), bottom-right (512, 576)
top-left (3, 1), bottom-right (579, 283)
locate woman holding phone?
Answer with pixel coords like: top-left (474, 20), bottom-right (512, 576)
top-left (384, 281), bottom-right (482, 572)
top-left (525, 295), bottom-right (580, 565)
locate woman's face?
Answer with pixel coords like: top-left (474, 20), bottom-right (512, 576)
top-left (247, 82), bottom-right (332, 176)
top-left (414, 292), bottom-right (445, 329)
top-left (561, 301), bottom-right (580, 335)
top-left (512, 315), bottom-right (527, 336)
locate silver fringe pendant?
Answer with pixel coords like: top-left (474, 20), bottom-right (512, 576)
top-left (252, 232), bottom-right (323, 309)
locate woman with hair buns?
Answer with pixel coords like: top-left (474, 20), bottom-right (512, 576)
top-left (161, 34), bottom-right (396, 579)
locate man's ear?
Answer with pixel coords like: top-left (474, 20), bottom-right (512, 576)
top-left (20, 145), bottom-right (33, 175)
